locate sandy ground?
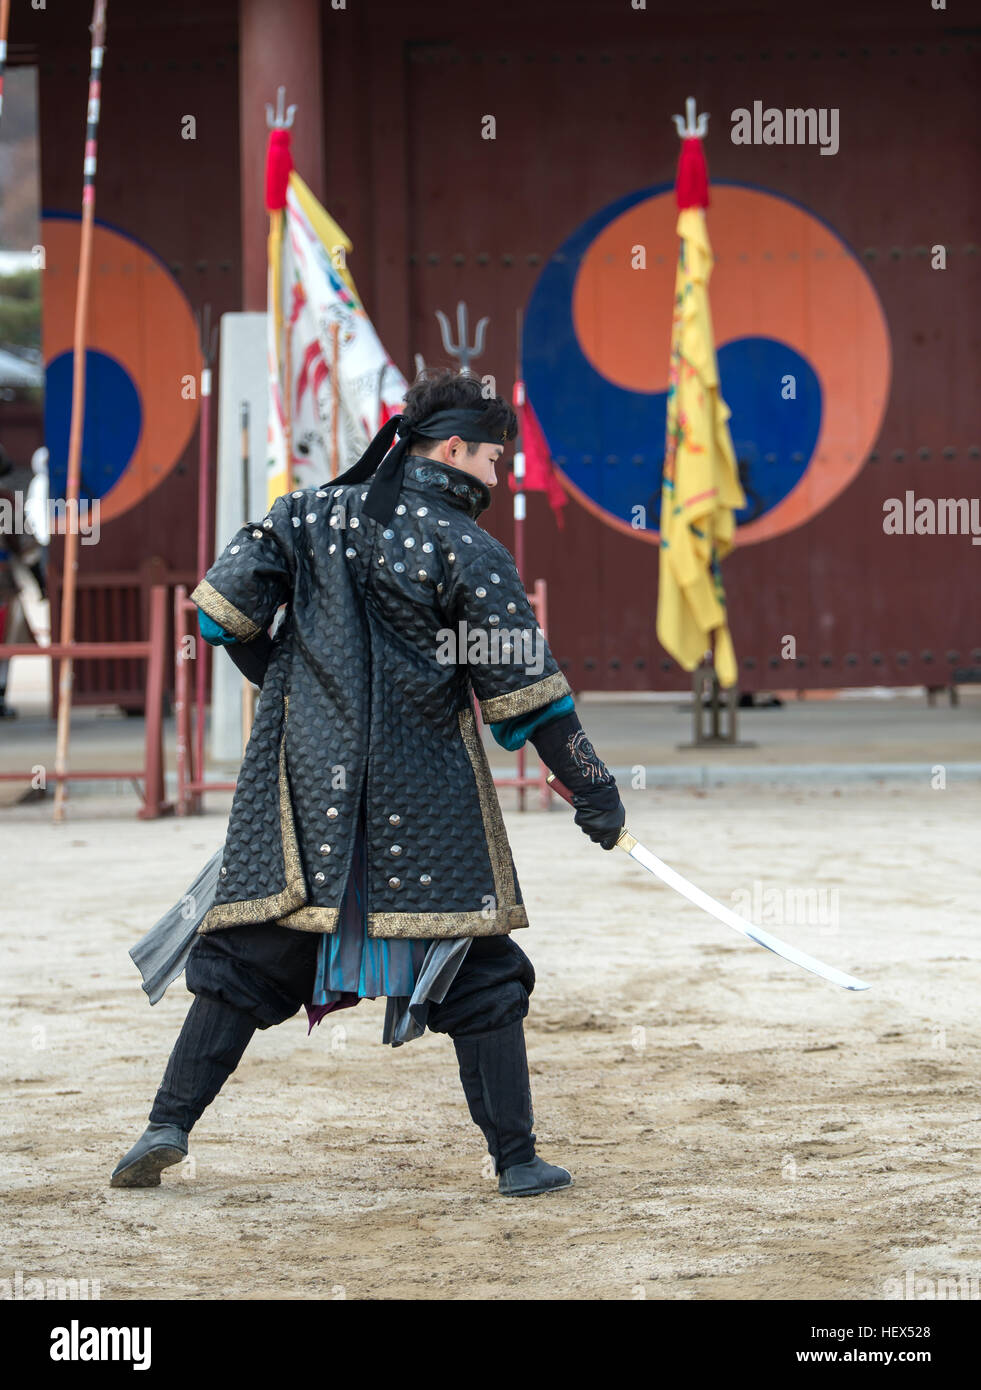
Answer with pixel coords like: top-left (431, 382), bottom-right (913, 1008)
top-left (1, 780), bottom-right (979, 1301)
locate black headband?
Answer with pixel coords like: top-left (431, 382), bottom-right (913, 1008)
top-left (330, 407), bottom-right (508, 524)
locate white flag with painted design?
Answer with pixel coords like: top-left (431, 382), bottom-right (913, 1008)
top-left (267, 172), bottom-right (407, 504)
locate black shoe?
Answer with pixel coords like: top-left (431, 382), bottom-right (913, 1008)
top-left (498, 1155), bottom-right (574, 1197)
top-left (110, 1122), bottom-right (188, 1188)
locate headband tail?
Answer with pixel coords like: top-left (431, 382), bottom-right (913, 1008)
top-left (331, 413), bottom-right (403, 487)
top-left (362, 436), bottom-right (412, 524)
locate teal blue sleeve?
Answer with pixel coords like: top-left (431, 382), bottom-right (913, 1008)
top-left (198, 609), bottom-right (239, 646)
top-left (489, 693), bottom-right (574, 751)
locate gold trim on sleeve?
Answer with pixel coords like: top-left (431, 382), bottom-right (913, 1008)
top-left (478, 670), bottom-right (571, 723)
top-left (191, 578), bottom-right (261, 642)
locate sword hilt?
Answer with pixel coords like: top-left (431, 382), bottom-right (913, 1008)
top-left (545, 771), bottom-right (574, 806)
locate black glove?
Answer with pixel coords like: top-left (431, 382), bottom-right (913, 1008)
top-left (224, 631), bottom-right (274, 688)
top-left (571, 782), bottom-right (626, 850)
top-left (529, 710), bottom-right (626, 851)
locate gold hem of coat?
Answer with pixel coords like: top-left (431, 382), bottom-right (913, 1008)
top-left (458, 704), bottom-right (518, 913)
top-left (276, 905), bottom-right (341, 932)
top-left (367, 905), bottom-right (529, 938)
top-left (199, 693), bottom-right (308, 933)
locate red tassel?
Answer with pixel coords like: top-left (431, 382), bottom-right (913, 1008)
top-left (675, 135), bottom-right (709, 210)
top-left (265, 128), bottom-right (294, 212)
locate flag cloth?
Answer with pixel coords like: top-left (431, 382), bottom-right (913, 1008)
top-left (507, 396), bottom-right (568, 527)
top-left (266, 168), bottom-right (407, 505)
top-left (656, 154), bottom-right (745, 687)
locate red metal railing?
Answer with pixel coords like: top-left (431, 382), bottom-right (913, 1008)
top-left (174, 584), bottom-right (236, 815)
top-left (0, 582), bottom-right (170, 818)
top-left (473, 578), bottom-right (555, 811)
top-left (45, 559), bottom-right (197, 711)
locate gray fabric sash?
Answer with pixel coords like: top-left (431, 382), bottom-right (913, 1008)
top-left (128, 852), bottom-right (470, 1047)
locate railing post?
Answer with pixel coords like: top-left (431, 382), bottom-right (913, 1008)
top-left (139, 584), bottom-right (169, 820)
top-left (174, 586), bottom-right (190, 816)
top-left (532, 580), bottom-right (552, 808)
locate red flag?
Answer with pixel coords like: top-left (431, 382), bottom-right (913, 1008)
top-left (508, 391), bottom-right (567, 527)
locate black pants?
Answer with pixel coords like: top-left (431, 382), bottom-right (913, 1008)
top-left (152, 923), bottom-right (539, 1170)
top-left (183, 921), bottom-right (535, 1036)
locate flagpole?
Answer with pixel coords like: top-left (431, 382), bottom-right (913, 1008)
top-left (265, 86), bottom-right (296, 499)
top-left (0, 0), bottom-right (11, 130)
top-left (283, 295), bottom-right (294, 486)
top-left (193, 306), bottom-right (217, 812)
top-left (512, 308), bottom-right (529, 809)
top-left (329, 319), bottom-right (339, 479)
top-left (512, 307), bottom-right (526, 581)
top-left (239, 399), bottom-right (254, 749)
top-left (53, 0), bottom-right (108, 823)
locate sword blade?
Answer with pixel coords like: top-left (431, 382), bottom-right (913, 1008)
top-left (617, 830), bottom-right (870, 992)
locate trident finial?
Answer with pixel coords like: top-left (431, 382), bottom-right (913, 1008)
top-left (672, 96), bottom-right (709, 139)
top-left (435, 301), bottom-right (489, 376)
top-left (266, 86), bottom-right (297, 131)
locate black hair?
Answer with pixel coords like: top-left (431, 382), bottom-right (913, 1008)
top-left (401, 366), bottom-right (517, 457)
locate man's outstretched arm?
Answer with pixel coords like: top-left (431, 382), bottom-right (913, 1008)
top-left (488, 698), bottom-right (625, 851)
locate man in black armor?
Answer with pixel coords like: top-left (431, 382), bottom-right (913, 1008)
top-left (111, 368), bottom-right (625, 1198)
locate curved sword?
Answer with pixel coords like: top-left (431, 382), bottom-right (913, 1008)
top-left (547, 775), bottom-right (870, 992)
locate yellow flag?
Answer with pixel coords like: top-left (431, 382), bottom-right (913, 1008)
top-left (656, 207), bottom-right (746, 687)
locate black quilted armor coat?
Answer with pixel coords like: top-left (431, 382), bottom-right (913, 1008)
top-left (191, 457), bottom-right (571, 940)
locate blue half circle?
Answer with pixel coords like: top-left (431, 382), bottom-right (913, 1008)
top-left (45, 349), bottom-right (143, 504)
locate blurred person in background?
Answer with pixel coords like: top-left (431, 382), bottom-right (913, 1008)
top-left (0, 443), bottom-right (46, 717)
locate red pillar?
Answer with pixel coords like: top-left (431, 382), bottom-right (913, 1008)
top-left (239, 0), bottom-right (325, 311)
